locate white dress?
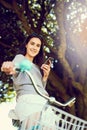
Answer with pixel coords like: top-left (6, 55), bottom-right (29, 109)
top-left (8, 54), bottom-right (49, 130)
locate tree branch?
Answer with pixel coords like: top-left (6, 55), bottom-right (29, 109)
top-left (0, 0), bottom-right (13, 10)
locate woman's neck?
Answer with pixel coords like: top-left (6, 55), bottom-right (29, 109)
top-left (25, 54), bottom-right (34, 62)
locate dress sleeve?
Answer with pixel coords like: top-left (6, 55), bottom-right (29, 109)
top-left (12, 54), bottom-right (25, 65)
top-left (12, 54), bottom-right (25, 76)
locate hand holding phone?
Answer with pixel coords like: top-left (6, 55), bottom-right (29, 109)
top-left (44, 57), bottom-right (54, 65)
top-left (41, 57), bottom-right (54, 80)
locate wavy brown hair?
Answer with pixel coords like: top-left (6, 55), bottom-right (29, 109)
top-left (17, 33), bottom-right (45, 67)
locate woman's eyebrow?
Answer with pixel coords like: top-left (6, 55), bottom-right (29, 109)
top-left (31, 41), bottom-right (41, 45)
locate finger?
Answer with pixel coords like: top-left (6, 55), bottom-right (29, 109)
top-left (41, 64), bottom-right (51, 70)
top-left (41, 67), bottom-right (50, 74)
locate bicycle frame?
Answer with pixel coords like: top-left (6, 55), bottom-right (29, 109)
top-left (20, 70), bottom-right (87, 130)
top-left (14, 65), bottom-right (87, 130)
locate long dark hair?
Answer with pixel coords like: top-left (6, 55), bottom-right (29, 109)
top-left (17, 33), bottom-right (45, 67)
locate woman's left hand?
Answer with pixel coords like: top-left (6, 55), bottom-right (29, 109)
top-left (41, 62), bottom-right (51, 81)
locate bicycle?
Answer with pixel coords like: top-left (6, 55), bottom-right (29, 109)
top-left (10, 60), bottom-right (87, 130)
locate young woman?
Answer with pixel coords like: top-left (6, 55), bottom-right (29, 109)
top-left (1, 33), bottom-right (51, 130)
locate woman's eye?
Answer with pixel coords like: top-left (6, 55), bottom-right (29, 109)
top-left (30, 42), bottom-right (34, 45)
top-left (30, 42), bottom-right (41, 48)
top-left (37, 44), bottom-right (41, 47)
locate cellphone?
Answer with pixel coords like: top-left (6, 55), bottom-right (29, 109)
top-left (44, 57), bottom-right (54, 65)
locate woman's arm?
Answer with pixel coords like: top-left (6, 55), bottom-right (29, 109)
top-left (1, 54), bottom-right (25, 75)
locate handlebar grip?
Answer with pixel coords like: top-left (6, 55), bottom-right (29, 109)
top-left (48, 97), bottom-right (76, 107)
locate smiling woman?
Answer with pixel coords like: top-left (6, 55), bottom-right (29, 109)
top-left (1, 33), bottom-right (52, 130)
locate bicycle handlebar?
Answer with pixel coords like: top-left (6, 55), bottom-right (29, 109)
top-left (25, 70), bottom-right (76, 107)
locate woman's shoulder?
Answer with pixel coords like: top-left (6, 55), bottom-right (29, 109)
top-left (13, 54), bottom-right (25, 63)
top-left (14, 54), bottom-right (24, 58)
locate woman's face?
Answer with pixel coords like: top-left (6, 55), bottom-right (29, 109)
top-left (25, 37), bottom-right (42, 59)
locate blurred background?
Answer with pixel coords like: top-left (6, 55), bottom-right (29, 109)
top-left (0, 0), bottom-right (87, 129)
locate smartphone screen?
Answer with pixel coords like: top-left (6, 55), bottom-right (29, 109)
top-left (44, 57), bottom-right (54, 65)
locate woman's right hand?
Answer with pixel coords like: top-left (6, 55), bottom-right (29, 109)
top-left (1, 61), bottom-right (16, 75)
